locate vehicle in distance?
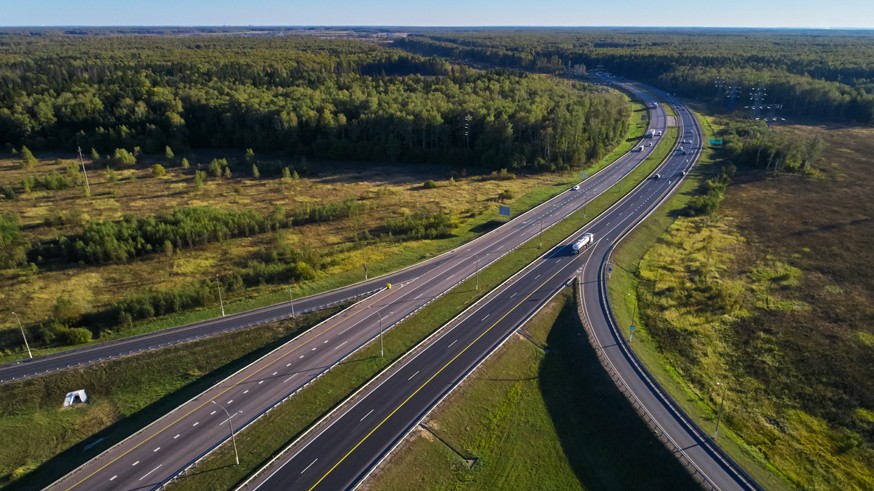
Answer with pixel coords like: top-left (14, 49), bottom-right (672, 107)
top-left (572, 232), bottom-right (595, 254)
top-left (637, 145), bottom-right (645, 152)
top-left (678, 146), bottom-right (686, 154)
top-left (572, 185), bottom-right (580, 191)
top-left (647, 129), bottom-right (656, 138)
top-left (646, 142), bottom-right (653, 147)
top-left (654, 173), bottom-right (661, 180)
top-left (657, 130), bottom-right (663, 136)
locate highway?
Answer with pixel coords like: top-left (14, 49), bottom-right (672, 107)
top-left (49, 82), bottom-right (667, 491)
top-left (242, 90), bottom-right (757, 491)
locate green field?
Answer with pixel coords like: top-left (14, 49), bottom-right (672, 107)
top-left (608, 112), bottom-right (874, 490)
top-left (365, 289), bottom-right (697, 490)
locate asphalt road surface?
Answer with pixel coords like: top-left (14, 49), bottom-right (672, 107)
top-left (50, 82), bottom-right (666, 491)
top-left (243, 90), bottom-right (757, 491)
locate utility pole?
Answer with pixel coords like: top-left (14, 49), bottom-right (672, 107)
top-left (539, 216), bottom-right (543, 249)
top-left (77, 146), bottom-right (91, 196)
top-left (216, 275), bottom-right (225, 317)
top-left (11, 312), bottom-right (32, 359)
top-left (475, 253), bottom-right (480, 291)
top-left (364, 260), bottom-right (368, 281)
top-left (375, 310), bottom-right (384, 358)
top-left (212, 401), bottom-right (239, 465)
top-left (713, 382), bottom-right (726, 439)
top-left (288, 282), bottom-right (295, 318)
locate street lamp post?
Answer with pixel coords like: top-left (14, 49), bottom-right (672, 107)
top-left (11, 312), bottom-right (32, 359)
top-left (216, 275), bottom-right (225, 317)
top-left (539, 216), bottom-right (543, 249)
top-left (211, 401), bottom-right (239, 465)
top-left (288, 282), bottom-right (295, 318)
top-left (713, 382), bottom-right (726, 439)
top-left (375, 310), bottom-right (384, 358)
top-left (475, 253), bottom-right (480, 291)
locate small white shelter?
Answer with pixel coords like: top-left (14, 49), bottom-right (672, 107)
top-left (63, 389), bottom-right (88, 407)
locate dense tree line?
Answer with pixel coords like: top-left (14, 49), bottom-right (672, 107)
top-left (28, 202), bottom-right (370, 266)
top-left (0, 35), bottom-right (629, 171)
top-left (395, 29), bottom-right (874, 123)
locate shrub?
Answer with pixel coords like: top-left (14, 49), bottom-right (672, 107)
top-left (152, 163), bottom-right (167, 177)
top-left (61, 327), bottom-right (92, 345)
top-left (423, 179), bottom-right (438, 189)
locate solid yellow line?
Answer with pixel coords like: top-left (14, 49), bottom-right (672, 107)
top-left (308, 265), bottom-right (566, 490)
top-left (65, 296), bottom-right (385, 490)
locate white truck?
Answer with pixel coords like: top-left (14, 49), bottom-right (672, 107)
top-left (572, 233), bottom-right (595, 254)
top-left (646, 129), bottom-right (655, 138)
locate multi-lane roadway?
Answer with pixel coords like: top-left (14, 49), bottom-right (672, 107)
top-left (241, 89), bottom-right (757, 491)
top-left (50, 82), bottom-right (668, 491)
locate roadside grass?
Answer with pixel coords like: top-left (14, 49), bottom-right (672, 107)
top-left (0, 101), bottom-right (646, 361)
top-left (0, 306), bottom-right (342, 490)
top-left (364, 289), bottom-right (697, 491)
top-left (165, 108), bottom-right (677, 490)
top-left (608, 113), bottom-right (874, 489)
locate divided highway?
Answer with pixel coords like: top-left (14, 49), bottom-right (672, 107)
top-left (50, 82), bottom-right (667, 491)
top-left (242, 91), bottom-right (757, 491)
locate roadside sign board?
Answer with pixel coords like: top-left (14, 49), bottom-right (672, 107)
top-left (498, 205), bottom-right (511, 217)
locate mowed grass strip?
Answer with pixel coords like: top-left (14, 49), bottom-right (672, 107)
top-left (606, 108), bottom-right (792, 490)
top-left (167, 111), bottom-right (677, 490)
top-left (363, 289), bottom-right (697, 491)
top-left (0, 306), bottom-right (343, 491)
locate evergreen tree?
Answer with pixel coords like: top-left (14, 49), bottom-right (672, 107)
top-left (20, 146), bottom-right (37, 168)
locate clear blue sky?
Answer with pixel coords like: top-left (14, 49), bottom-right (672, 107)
top-left (3, 0), bottom-right (873, 28)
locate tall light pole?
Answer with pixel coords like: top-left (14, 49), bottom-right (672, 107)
top-left (11, 312), bottom-right (32, 359)
top-left (216, 275), bottom-right (225, 317)
top-left (475, 253), bottom-right (480, 291)
top-left (211, 401), bottom-right (239, 465)
top-left (364, 260), bottom-right (368, 281)
top-left (713, 382), bottom-right (726, 439)
top-left (288, 282), bottom-right (295, 318)
top-left (375, 310), bottom-right (384, 358)
top-left (539, 216), bottom-right (543, 249)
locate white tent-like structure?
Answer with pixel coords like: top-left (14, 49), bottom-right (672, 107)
top-left (63, 389), bottom-right (88, 407)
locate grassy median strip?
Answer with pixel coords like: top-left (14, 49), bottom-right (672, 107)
top-left (169, 109), bottom-right (677, 490)
top-left (606, 109), bottom-right (791, 490)
top-left (0, 307), bottom-right (342, 491)
top-left (365, 289), bottom-right (697, 490)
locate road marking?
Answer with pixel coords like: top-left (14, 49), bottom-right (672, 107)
top-left (448, 339), bottom-right (458, 348)
top-left (323, 340), bottom-right (328, 344)
top-left (482, 314), bottom-right (490, 321)
top-left (228, 400), bottom-right (233, 405)
top-left (284, 374), bottom-right (298, 383)
top-left (109, 475), bottom-right (117, 481)
top-left (173, 434), bottom-right (180, 439)
top-left (300, 355), bottom-right (305, 359)
top-left (138, 464), bottom-right (162, 481)
top-left (259, 380), bottom-right (264, 384)
top-left (301, 458), bottom-right (318, 474)
top-left (193, 422), bottom-right (199, 427)
top-left (273, 372), bottom-right (278, 376)
top-left (210, 410), bottom-right (216, 415)
top-left (311, 347), bottom-right (317, 351)
top-left (360, 409), bottom-right (374, 422)
top-left (408, 370), bottom-right (419, 381)
top-left (333, 341), bottom-right (347, 351)
top-left (132, 461), bottom-right (140, 466)
top-left (414, 293), bottom-right (424, 299)
top-left (153, 447), bottom-right (160, 452)
top-left (243, 390), bottom-right (249, 394)
top-left (287, 363), bottom-right (292, 367)
top-left (535, 274), bottom-right (541, 280)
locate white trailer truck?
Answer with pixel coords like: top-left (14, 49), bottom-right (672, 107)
top-left (572, 233), bottom-right (595, 254)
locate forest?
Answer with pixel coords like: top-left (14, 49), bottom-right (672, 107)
top-left (0, 34), bottom-right (629, 171)
top-left (395, 28), bottom-right (874, 123)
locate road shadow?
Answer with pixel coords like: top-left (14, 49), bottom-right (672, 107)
top-left (537, 299), bottom-right (698, 491)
